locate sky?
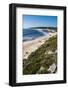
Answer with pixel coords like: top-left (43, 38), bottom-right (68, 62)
top-left (23, 15), bottom-right (57, 29)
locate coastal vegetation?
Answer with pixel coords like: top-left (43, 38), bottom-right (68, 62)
top-left (23, 35), bottom-right (57, 75)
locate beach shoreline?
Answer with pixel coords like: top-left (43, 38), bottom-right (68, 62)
top-left (23, 32), bottom-right (57, 59)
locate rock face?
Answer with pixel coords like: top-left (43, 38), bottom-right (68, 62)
top-left (23, 35), bottom-right (57, 75)
top-left (48, 63), bottom-right (56, 73)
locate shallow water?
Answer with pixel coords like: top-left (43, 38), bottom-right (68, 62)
top-left (23, 29), bottom-right (48, 42)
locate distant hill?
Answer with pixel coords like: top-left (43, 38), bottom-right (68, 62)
top-left (29, 27), bottom-right (57, 31)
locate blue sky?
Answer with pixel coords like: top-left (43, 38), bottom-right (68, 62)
top-left (23, 15), bottom-right (57, 28)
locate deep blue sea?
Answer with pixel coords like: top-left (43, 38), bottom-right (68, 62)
top-left (23, 29), bottom-right (48, 42)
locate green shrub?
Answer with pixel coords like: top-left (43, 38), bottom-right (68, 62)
top-left (23, 35), bottom-right (57, 75)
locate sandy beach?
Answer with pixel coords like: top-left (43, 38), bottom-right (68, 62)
top-left (23, 32), bottom-right (57, 59)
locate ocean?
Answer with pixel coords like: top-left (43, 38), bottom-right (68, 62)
top-left (23, 29), bottom-right (48, 42)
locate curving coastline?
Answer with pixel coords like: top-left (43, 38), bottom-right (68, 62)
top-left (23, 32), bottom-right (57, 59)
